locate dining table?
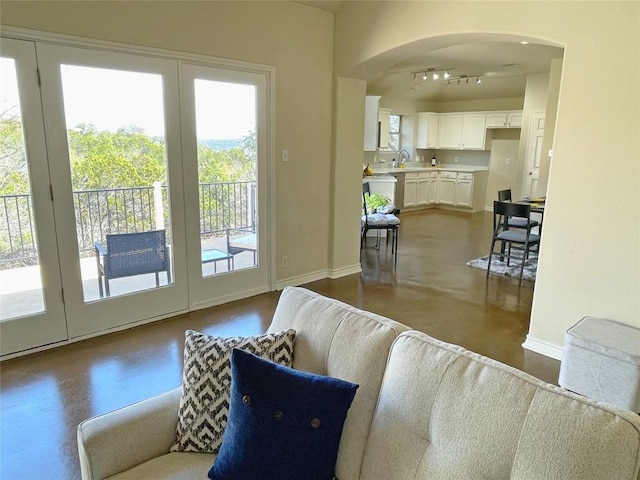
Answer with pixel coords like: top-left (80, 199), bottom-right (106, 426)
top-left (518, 196), bottom-right (545, 235)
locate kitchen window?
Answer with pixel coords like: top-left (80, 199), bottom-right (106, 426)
top-left (388, 114), bottom-right (400, 151)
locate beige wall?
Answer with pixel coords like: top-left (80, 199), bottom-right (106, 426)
top-left (334, 1), bottom-right (640, 356)
top-left (0, 0), bottom-right (335, 283)
top-left (331, 77), bottom-right (367, 274)
top-left (536, 58), bottom-right (563, 198)
top-left (3, 1), bottom-right (639, 358)
top-left (515, 72), bottom-right (551, 200)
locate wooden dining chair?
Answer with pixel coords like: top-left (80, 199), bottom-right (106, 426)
top-left (497, 189), bottom-right (539, 230)
top-left (487, 201), bottom-right (540, 284)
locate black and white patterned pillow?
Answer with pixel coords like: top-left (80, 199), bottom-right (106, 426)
top-left (170, 329), bottom-right (296, 453)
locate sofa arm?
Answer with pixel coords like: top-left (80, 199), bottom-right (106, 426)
top-left (78, 388), bottom-right (181, 480)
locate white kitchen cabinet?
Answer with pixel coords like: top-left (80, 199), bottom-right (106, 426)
top-left (364, 95), bottom-right (381, 151)
top-left (403, 172), bottom-right (418, 207)
top-left (416, 112), bottom-right (439, 149)
top-left (416, 172), bottom-right (436, 206)
top-left (486, 110), bottom-right (523, 128)
top-left (427, 173), bottom-right (438, 204)
top-left (507, 111), bottom-right (522, 127)
top-left (437, 113), bottom-right (486, 150)
top-left (437, 171), bottom-right (457, 205)
top-left (455, 173), bottom-right (474, 207)
top-left (460, 114), bottom-right (487, 149)
top-left (437, 115), bottom-right (463, 149)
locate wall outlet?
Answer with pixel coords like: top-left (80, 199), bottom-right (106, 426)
top-left (505, 157), bottom-right (511, 165)
top-left (281, 256), bottom-right (288, 268)
top-left (454, 156), bottom-right (459, 163)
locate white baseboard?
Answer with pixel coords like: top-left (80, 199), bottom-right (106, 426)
top-left (190, 285), bottom-right (271, 312)
top-left (274, 263), bottom-right (362, 290)
top-left (522, 335), bottom-right (564, 360)
top-left (329, 263), bottom-right (362, 279)
top-left (275, 269), bottom-right (330, 290)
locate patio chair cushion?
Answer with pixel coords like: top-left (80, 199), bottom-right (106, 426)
top-left (208, 349), bottom-right (358, 480)
top-left (170, 329), bottom-right (296, 454)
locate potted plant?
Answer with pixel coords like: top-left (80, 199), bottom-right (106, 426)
top-left (365, 193), bottom-right (392, 214)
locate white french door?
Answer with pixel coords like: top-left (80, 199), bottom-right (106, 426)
top-left (181, 64), bottom-right (271, 308)
top-left (0, 39), bottom-right (67, 355)
top-left (0, 30), bottom-right (273, 357)
top-left (36, 44), bottom-right (189, 338)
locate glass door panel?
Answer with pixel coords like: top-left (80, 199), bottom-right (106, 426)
top-left (194, 79), bottom-right (257, 277)
top-left (0, 38), bottom-right (67, 356)
top-left (58, 64), bottom-right (173, 301)
top-left (36, 43), bottom-right (188, 339)
top-left (181, 64), bottom-right (271, 309)
top-left (0, 57), bottom-right (44, 319)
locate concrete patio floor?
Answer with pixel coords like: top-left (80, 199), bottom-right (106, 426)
top-left (0, 236), bottom-right (256, 321)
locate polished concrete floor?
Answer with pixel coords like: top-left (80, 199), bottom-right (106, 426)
top-left (0, 209), bottom-right (559, 480)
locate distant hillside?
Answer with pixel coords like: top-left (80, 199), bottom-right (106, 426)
top-left (200, 138), bottom-right (243, 151)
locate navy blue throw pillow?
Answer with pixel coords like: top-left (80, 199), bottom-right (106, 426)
top-left (208, 348), bottom-right (359, 480)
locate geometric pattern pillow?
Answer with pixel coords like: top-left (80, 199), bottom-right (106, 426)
top-left (170, 329), bottom-right (296, 453)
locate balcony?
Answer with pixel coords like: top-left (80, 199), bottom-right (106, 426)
top-left (0, 180), bottom-right (256, 320)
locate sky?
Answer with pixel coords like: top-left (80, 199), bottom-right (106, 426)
top-left (1, 60), bottom-right (256, 140)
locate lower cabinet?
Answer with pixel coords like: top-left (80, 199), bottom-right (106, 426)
top-left (403, 170), bottom-right (487, 212)
top-left (437, 172), bottom-right (457, 206)
top-left (455, 173), bottom-right (474, 208)
top-left (404, 172), bottom-right (437, 207)
top-left (404, 173), bottom-right (418, 207)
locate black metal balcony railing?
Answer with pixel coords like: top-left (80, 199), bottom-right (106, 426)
top-left (0, 180), bottom-right (256, 269)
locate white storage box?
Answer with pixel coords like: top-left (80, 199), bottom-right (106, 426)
top-left (559, 316), bottom-right (640, 412)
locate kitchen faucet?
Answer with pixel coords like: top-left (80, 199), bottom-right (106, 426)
top-left (398, 149), bottom-right (410, 164)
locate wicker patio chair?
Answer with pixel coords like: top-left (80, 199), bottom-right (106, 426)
top-left (95, 230), bottom-right (171, 297)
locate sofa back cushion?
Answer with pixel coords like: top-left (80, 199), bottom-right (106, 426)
top-left (268, 287), bottom-right (410, 480)
top-left (361, 331), bottom-right (640, 480)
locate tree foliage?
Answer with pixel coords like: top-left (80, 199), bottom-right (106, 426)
top-left (0, 120), bottom-right (256, 194)
top-left (0, 109), bottom-right (29, 194)
top-left (0, 118), bottom-right (257, 264)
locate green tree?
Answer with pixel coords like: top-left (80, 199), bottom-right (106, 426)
top-left (68, 124), bottom-right (166, 189)
top-left (0, 109), bottom-right (29, 194)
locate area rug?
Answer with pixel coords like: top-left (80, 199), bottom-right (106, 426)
top-left (466, 249), bottom-right (537, 282)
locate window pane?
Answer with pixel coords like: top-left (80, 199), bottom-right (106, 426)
top-left (0, 57), bottom-right (46, 320)
top-left (390, 114), bottom-right (400, 133)
top-left (194, 79), bottom-right (257, 278)
top-left (60, 65), bottom-right (173, 301)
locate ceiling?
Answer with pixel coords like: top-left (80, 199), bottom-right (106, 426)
top-left (367, 41), bottom-right (564, 103)
top-left (294, 1), bottom-right (563, 104)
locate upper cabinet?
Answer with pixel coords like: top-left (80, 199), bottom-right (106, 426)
top-left (416, 112), bottom-right (439, 149)
top-left (364, 95), bottom-right (381, 151)
top-left (378, 108), bottom-right (393, 150)
top-left (485, 110), bottom-right (523, 128)
top-left (415, 109), bottom-right (523, 150)
top-left (438, 113), bottom-right (487, 150)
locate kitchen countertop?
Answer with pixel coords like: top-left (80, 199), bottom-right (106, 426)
top-left (371, 165), bottom-right (489, 174)
top-left (362, 175), bottom-right (397, 182)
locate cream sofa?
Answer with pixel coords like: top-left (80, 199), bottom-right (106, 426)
top-left (78, 287), bottom-right (640, 479)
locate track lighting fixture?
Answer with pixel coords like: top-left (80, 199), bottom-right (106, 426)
top-left (409, 68), bottom-right (482, 87)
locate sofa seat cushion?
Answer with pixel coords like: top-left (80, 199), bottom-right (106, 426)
top-left (360, 331), bottom-right (640, 480)
top-left (106, 452), bottom-right (215, 480)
